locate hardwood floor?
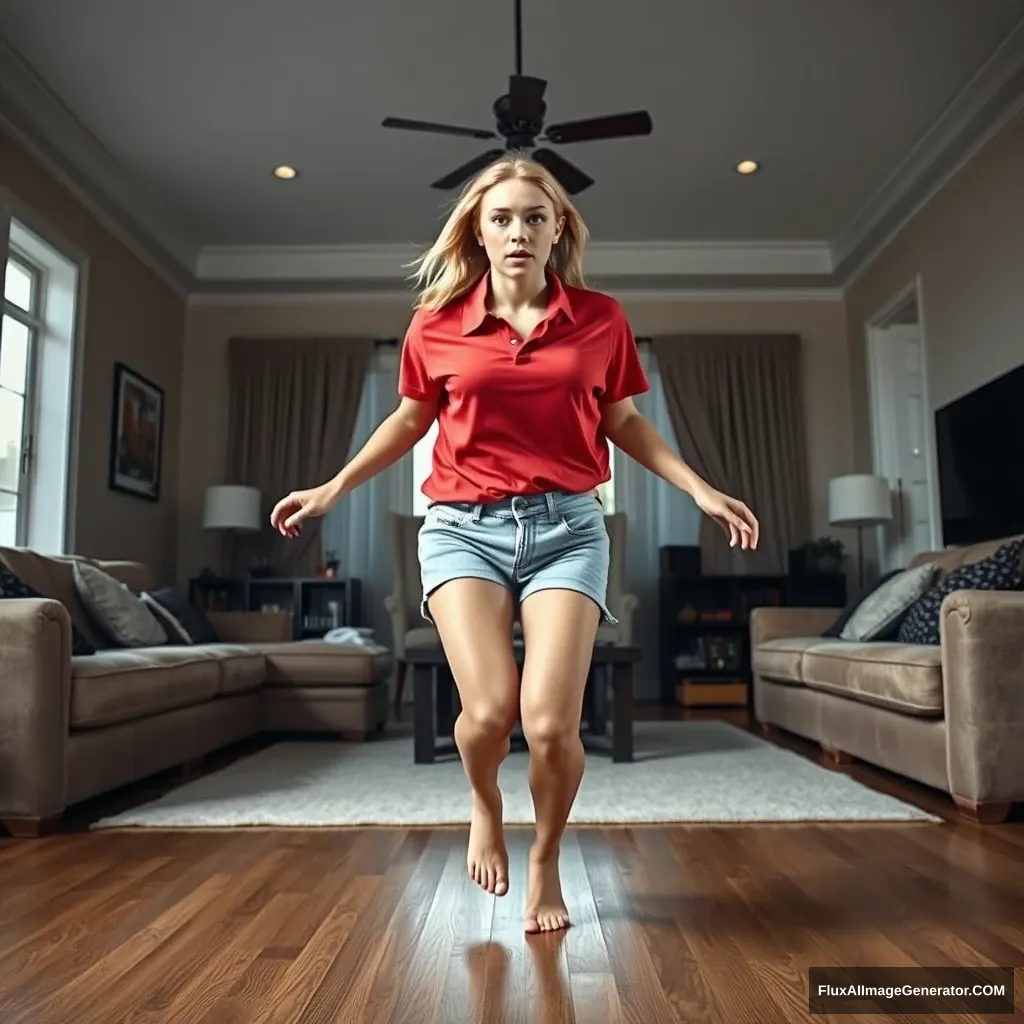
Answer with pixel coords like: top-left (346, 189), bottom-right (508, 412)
top-left (0, 709), bottom-right (1021, 1023)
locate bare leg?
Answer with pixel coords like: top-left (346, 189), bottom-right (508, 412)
top-left (518, 588), bottom-right (600, 932)
top-left (428, 578), bottom-right (519, 896)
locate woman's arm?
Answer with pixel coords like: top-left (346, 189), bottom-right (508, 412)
top-left (324, 396), bottom-right (437, 502)
top-left (601, 397), bottom-right (706, 496)
top-left (601, 397), bottom-right (759, 549)
top-left (271, 396), bottom-right (437, 534)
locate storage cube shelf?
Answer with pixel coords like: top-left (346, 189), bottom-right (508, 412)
top-left (658, 566), bottom-right (845, 707)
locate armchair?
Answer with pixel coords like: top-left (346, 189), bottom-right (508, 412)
top-left (384, 510), bottom-right (638, 717)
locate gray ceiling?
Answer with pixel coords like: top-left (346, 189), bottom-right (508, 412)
top-left (1, 0), bottom-right (1024, 265)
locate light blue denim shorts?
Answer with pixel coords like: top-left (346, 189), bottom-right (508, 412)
top-left (417, 489), bottom-right (619, 627)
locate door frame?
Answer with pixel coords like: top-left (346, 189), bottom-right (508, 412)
top-left (864, 275), bottom-right (943, 569)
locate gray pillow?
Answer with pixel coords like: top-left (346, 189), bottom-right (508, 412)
top-left (839, 562), bottom-right (938, 642)
top-left (72, 560), bottom-right (168, 648)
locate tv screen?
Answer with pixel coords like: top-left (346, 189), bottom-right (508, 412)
top-left (934, 360), bottom-right (1024, 546)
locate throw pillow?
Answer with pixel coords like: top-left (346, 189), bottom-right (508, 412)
top-left (821, 568), bottom-right (903, 638)
top-left (897, 538), bottom-right (1024, 645)
top-left (72, 560), bottom-right (168, 648)
top-left (141, 587), bottom-right (219, 644)
top-left (839, 562), bottom-right (938, 641)
top-left (0, 562), bottom-right (95, 656)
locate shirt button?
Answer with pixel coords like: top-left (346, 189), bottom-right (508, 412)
top-left (510, 338), bottom-right (517, 345)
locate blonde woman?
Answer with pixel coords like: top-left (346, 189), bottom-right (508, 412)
top-left (271, 153), bottom-right (759, 933)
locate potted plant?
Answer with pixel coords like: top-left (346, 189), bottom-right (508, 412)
top-left (323, 549), bottom-right (340, 578)
top-left (807, 536), bottom-right (844, 573)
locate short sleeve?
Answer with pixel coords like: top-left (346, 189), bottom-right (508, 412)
top-left (603, 302), bottom-right (650, 403)
top-left (397, 310), bottom-right (440, 402)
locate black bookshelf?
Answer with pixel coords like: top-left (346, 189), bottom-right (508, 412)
top-left (244, 577), bottom-right (363, 640)
top-left (658, 570), bottom-right (846, 706)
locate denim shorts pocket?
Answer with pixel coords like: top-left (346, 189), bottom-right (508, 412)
top-left (559, 507), bottom-right (606, 537)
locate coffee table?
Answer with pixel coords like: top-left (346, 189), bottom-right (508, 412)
top-left (406, 641), bottom-right (641, 765)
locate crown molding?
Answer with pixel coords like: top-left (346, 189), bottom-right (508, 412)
top-left (194, 239), bottom-right (835, 285)
top-left (833, 15), bottom-right (1024, 284)
top-left (187, 285), bottom-right (844, 308)
top-left (0, 33), bottom-right (199, 296)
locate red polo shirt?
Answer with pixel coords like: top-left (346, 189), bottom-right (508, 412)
top-left (398, 270), bottom-right (650, 504)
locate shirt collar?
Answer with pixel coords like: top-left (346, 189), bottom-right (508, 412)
top-left (460, 269), bottom-right (576, 335)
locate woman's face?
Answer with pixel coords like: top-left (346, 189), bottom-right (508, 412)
top-left (476, 178), bottom-right (565, 279)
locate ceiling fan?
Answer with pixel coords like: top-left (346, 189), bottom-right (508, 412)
top-left (381, 0), bottom-right (653, 194)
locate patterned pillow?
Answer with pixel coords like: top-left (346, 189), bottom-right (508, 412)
top-left (897, 539), bottom-right (1024, 645)
top-left (0, 562), bottom-right (95, 656)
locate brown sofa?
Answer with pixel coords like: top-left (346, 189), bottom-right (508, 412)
top-left (0, 548), bottom-right (392, 837)
top-left (751, 535), bottom-right (1024, 823)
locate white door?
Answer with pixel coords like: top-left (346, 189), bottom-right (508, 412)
top-left (869, 323), bottom-right (937, 571)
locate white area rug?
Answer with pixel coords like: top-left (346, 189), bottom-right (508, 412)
top-left (91, 720), bottom-right (940, 828)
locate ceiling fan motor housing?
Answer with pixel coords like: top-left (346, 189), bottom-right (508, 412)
top-left (494, 92), bottom-right (546, 149)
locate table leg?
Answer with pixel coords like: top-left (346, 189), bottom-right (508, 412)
top-left (413, 662), bottom-right (435, 764)
top-left (611, 662), bottom-right (634, 763)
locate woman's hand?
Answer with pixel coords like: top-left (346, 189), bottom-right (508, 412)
top-left (270, 484), bottom-right (336, 538)
top-left (692, 483), bottom-right (759, 550)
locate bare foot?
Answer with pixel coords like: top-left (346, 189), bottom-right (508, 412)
top-left (467, 789), bottom-right (508, 896)
top-left (524, 848), bottom-right (569, 933)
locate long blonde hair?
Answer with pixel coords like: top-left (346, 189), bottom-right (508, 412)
top-left (407, 152), bottom-right (589, 311)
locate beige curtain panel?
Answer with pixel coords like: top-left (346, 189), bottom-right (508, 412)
top-left (223, 337), bottom-right (374, 578)
top-left (651, 334), bottom-right (810, 575)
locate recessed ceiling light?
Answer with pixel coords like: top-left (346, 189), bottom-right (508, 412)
top-left (273, 165), bottom-right (299, 180)
top-left (735, 160), bottom-right (760, 175)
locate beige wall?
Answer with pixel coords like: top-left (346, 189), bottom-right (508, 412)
top-left (844, 109), bottom-right (1024, 473)
top-left (179, 296), bottom-right (851, 584)
top-left (1, 131), bottom-right (186, 583)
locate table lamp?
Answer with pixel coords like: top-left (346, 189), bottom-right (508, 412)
top-left (828, 474), bottom-right (892, 588)
top-left (203, 485), bottom-right (262, 533)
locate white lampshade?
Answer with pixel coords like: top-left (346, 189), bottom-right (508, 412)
top-left (828, 474), bottom-right (892, 527)
top-left (203, 485), bottom-right (261, 532)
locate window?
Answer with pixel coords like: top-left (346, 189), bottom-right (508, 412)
top-left (411, 419), bottom-right (438, 515)
top-left (1, 195), bottom-right (82, 553)
top-left (1, 255), bottom-right (40, 546)
top-left (410, 427), bottom-right (616, 513)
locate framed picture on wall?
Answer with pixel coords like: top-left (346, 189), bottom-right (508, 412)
top-left (109, 361), bottom-right (164, 501)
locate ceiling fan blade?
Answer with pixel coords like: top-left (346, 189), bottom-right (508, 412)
top-left (507, 74), bottom-right (547, 122)
top-left (531, 148), bottom-right (594, 194)
top-left (382, 116), bottom-right (497, 140)
top-left (431, 148), bottom-right (506, 190)
top-left (543, 110), bottom-right (653, 144)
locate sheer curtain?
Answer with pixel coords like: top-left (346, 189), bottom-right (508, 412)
top-left (320, 346), bottom-right (410, 661)
top-left (614, 342), bottom-right (702, 701)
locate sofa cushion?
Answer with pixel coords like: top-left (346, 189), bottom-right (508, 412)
top-left (0, 561), bottom-right (96, 656)
top-left (838, 562), bottom-right (939, 641)
top-left (258, 640), bottom-right (392, 686)
top-left (0, 547), bottom-right (111, 649)
top-left (751, 636), bottom-right (824, 684)
top-left (70, 647), bottom-right (221, 728)
top-left (195, 643), bottom-right (266, 694)
top-left (898, 538), bottom-right (1024, 645)
top-left (800, 640), bottom-right (944, 717)
top-left (73, 561), bottom-right (167, 648)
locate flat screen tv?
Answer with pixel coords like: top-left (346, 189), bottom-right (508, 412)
top-left (933, 360), bottom-right (1024, 547)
